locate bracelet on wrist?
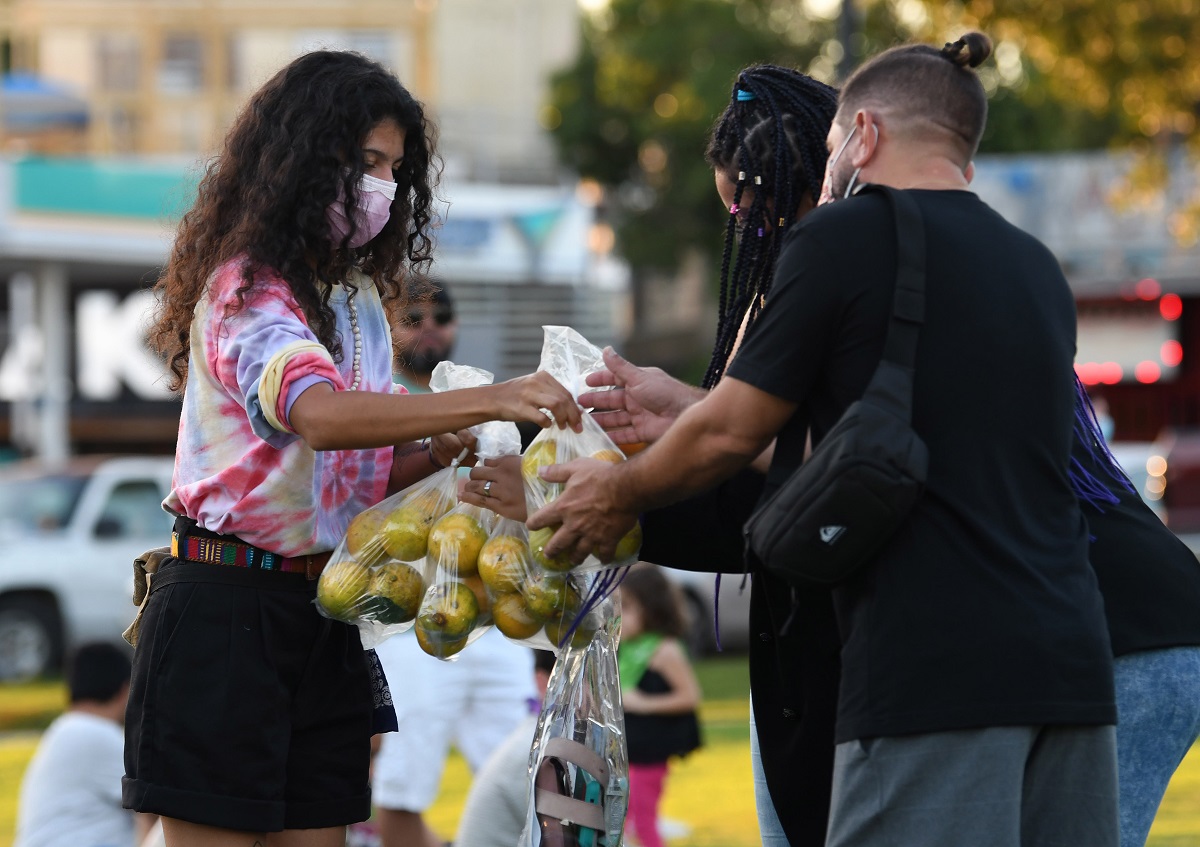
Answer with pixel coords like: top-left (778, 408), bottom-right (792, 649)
top-left (424, 439), bottom-right (445, 469)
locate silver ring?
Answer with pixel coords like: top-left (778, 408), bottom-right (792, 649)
top-left (482, 480), bottom-right (493, 498)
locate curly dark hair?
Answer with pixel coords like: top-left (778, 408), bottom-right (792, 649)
top-left (702, 66), bottom-right (838, 388)
top-left (150, 50), bottom-right (439, 391)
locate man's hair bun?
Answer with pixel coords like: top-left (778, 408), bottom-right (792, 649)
top-left (941, 32), bottom-right (993, 68)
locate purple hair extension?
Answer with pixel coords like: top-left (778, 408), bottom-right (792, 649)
top-left (1071, 374), bottom-right (1134, 510)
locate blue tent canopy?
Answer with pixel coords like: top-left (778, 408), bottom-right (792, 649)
top-left (1, 72), bottom-right (89, 131)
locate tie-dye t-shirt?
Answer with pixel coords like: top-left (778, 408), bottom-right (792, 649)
top-left (164, 259), bottom-right (402, 557)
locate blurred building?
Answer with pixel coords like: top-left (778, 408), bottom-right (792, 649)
top-left (971, 152), bottom-right (1200, 443)
top-left (0, 0), bottom-right (576, 181)
top-left (0, 0), bottom-right (631, 462)
top-left (969, 152), bottom-right (1200, 535)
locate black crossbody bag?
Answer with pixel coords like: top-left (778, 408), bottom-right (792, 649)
top-left (743, 185), bottom-right (929, 587)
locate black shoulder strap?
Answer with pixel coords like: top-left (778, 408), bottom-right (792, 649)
top-left (858, 184), bottom-right (926, 421)
top-left (874, 185), bottom-right (926, 367)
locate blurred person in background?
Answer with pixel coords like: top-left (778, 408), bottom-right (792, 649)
top-left (390, 279), bottom-right (458, 393)
top-left (15, 642), bottom-right (156, 847)
top-left (126, 50), bottom-right (580, 847)
top-left (372, 278), bottom-right (538, 847)
top-left (1071, 384), bottom-right (1200, 847)
top-left (535, 32), bottom-right (1121, 847)
top-left (454, 650), bottom-right (556, 847)
top-left (618, 564), bottom-right (702, 847)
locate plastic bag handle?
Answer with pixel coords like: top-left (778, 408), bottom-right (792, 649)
top-left (542, 737), bottom-right (610, 784)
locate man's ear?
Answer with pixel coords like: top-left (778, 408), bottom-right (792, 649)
top-left (850, 110), bottom-right (878, 169)
top-left (964, 161), bottom-right (976, 184)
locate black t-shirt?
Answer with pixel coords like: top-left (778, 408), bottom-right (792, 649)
top-left (727, 188), bottom-right (1116, 743)
top-left (1078, 442), bottom-right (1200, 655)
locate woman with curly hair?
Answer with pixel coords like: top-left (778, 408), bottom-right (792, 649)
top-left (122, 50), bottom-right (579, 847)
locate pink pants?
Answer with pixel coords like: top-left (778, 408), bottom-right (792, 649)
top-left (627, 761), bottom-right (669, 847)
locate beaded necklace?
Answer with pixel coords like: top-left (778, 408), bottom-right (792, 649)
top-left (347, 295), bottom-right (362, 391)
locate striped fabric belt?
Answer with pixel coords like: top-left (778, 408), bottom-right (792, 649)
top-left (171, 531), bottom-right (331, 580)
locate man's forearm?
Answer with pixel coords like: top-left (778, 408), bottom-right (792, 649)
top-left (612, 399), bottom-right (769, 515)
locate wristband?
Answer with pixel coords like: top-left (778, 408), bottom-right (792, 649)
top-left (424, 438), bottom-right (446, 469)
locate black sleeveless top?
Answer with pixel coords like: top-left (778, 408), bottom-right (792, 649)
top-left (624, 668), bottom-right (702, 764)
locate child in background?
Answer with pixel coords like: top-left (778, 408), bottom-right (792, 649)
top-left (618, 564), bottom-right (703, 847)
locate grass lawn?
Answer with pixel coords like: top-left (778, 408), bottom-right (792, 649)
top-left (3, 656), bottom-right (1200, 847)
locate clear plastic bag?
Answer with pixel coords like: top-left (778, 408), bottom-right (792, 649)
top-left (521, 592), bottom-right (628, 847)
top-left (412, 360), bottom-right (528, 659)
top-left (315, 463), bottom-right (459, 648)
top-left (523, 327), bottom-right (642, 572)
top-left (429, 361), bottom-right (523, 459)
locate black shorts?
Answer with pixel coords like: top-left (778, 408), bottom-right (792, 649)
top-left (122, 558), bottom-right (373, 832)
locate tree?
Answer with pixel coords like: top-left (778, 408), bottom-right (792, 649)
top-left (547, 0), bottom-right (829, 271)
top-left (548, 0), bottom-right (1200, 277)
top-left (912, 0), bottom-right (1200, 144)
top-left (911, 0), bottom-right (1200, 238)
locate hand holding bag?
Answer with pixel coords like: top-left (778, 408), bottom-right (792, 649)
top-left (743, 185), bottom-right (929, 587)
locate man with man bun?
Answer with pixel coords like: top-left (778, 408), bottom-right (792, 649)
top-left (532, 33), bottom-right (1119, 847)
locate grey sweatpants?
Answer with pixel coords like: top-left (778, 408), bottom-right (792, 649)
top-left (826, 724), bottom-right (1119, 847)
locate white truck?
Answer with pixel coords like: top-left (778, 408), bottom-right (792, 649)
top-left (0, 455), bottom-right (174, 680)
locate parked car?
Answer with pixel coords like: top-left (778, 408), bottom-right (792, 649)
top-left (0, 455), bottom-right (175, 680)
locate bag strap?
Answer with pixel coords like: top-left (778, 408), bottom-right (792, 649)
top-left (858, 184), bottom-right (927, 422)
top-left (543, 736), bottom-right (610, 785)
top-left (534, 737), bottom-right (609, 831)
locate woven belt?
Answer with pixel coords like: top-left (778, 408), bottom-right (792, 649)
top-left (171, 531), bottom-right (330, 580)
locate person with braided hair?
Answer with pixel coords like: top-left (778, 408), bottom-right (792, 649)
top-left (701, 65), bottom-right (841, 389)
top-left (1067, 382), bottom-right (1200, 847)
top-left (577, 64), bottom-right (842, 847)
top-left (536, 31), bottom-right (1121, 847)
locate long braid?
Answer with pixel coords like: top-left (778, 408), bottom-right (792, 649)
top-left (702, 66), bottom-right (838, 387)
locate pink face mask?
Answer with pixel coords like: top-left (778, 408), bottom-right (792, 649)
top-left (327, 172), bottom-right (397, 248)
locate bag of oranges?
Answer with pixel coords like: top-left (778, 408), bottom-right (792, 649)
top-left (477, 516), bottom-right (612, 653)
top-left (411, 360), bottom-right (531, 659)
top-left (410, 499), bottom-right (498, 659)
top-left (316, 461), bottom-right (461, 648)
top-left (522, 326), bottom-right (642, 573)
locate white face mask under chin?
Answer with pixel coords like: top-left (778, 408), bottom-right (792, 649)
top-left (818, 126), bottom-right (856, 205)
top-left (818, 124), bottom-right (876, 204)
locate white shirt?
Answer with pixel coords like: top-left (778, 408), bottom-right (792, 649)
top-left (454, 715), bottom-right (538, 847)
top-left (14, 711), bottom-right (134, 847)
